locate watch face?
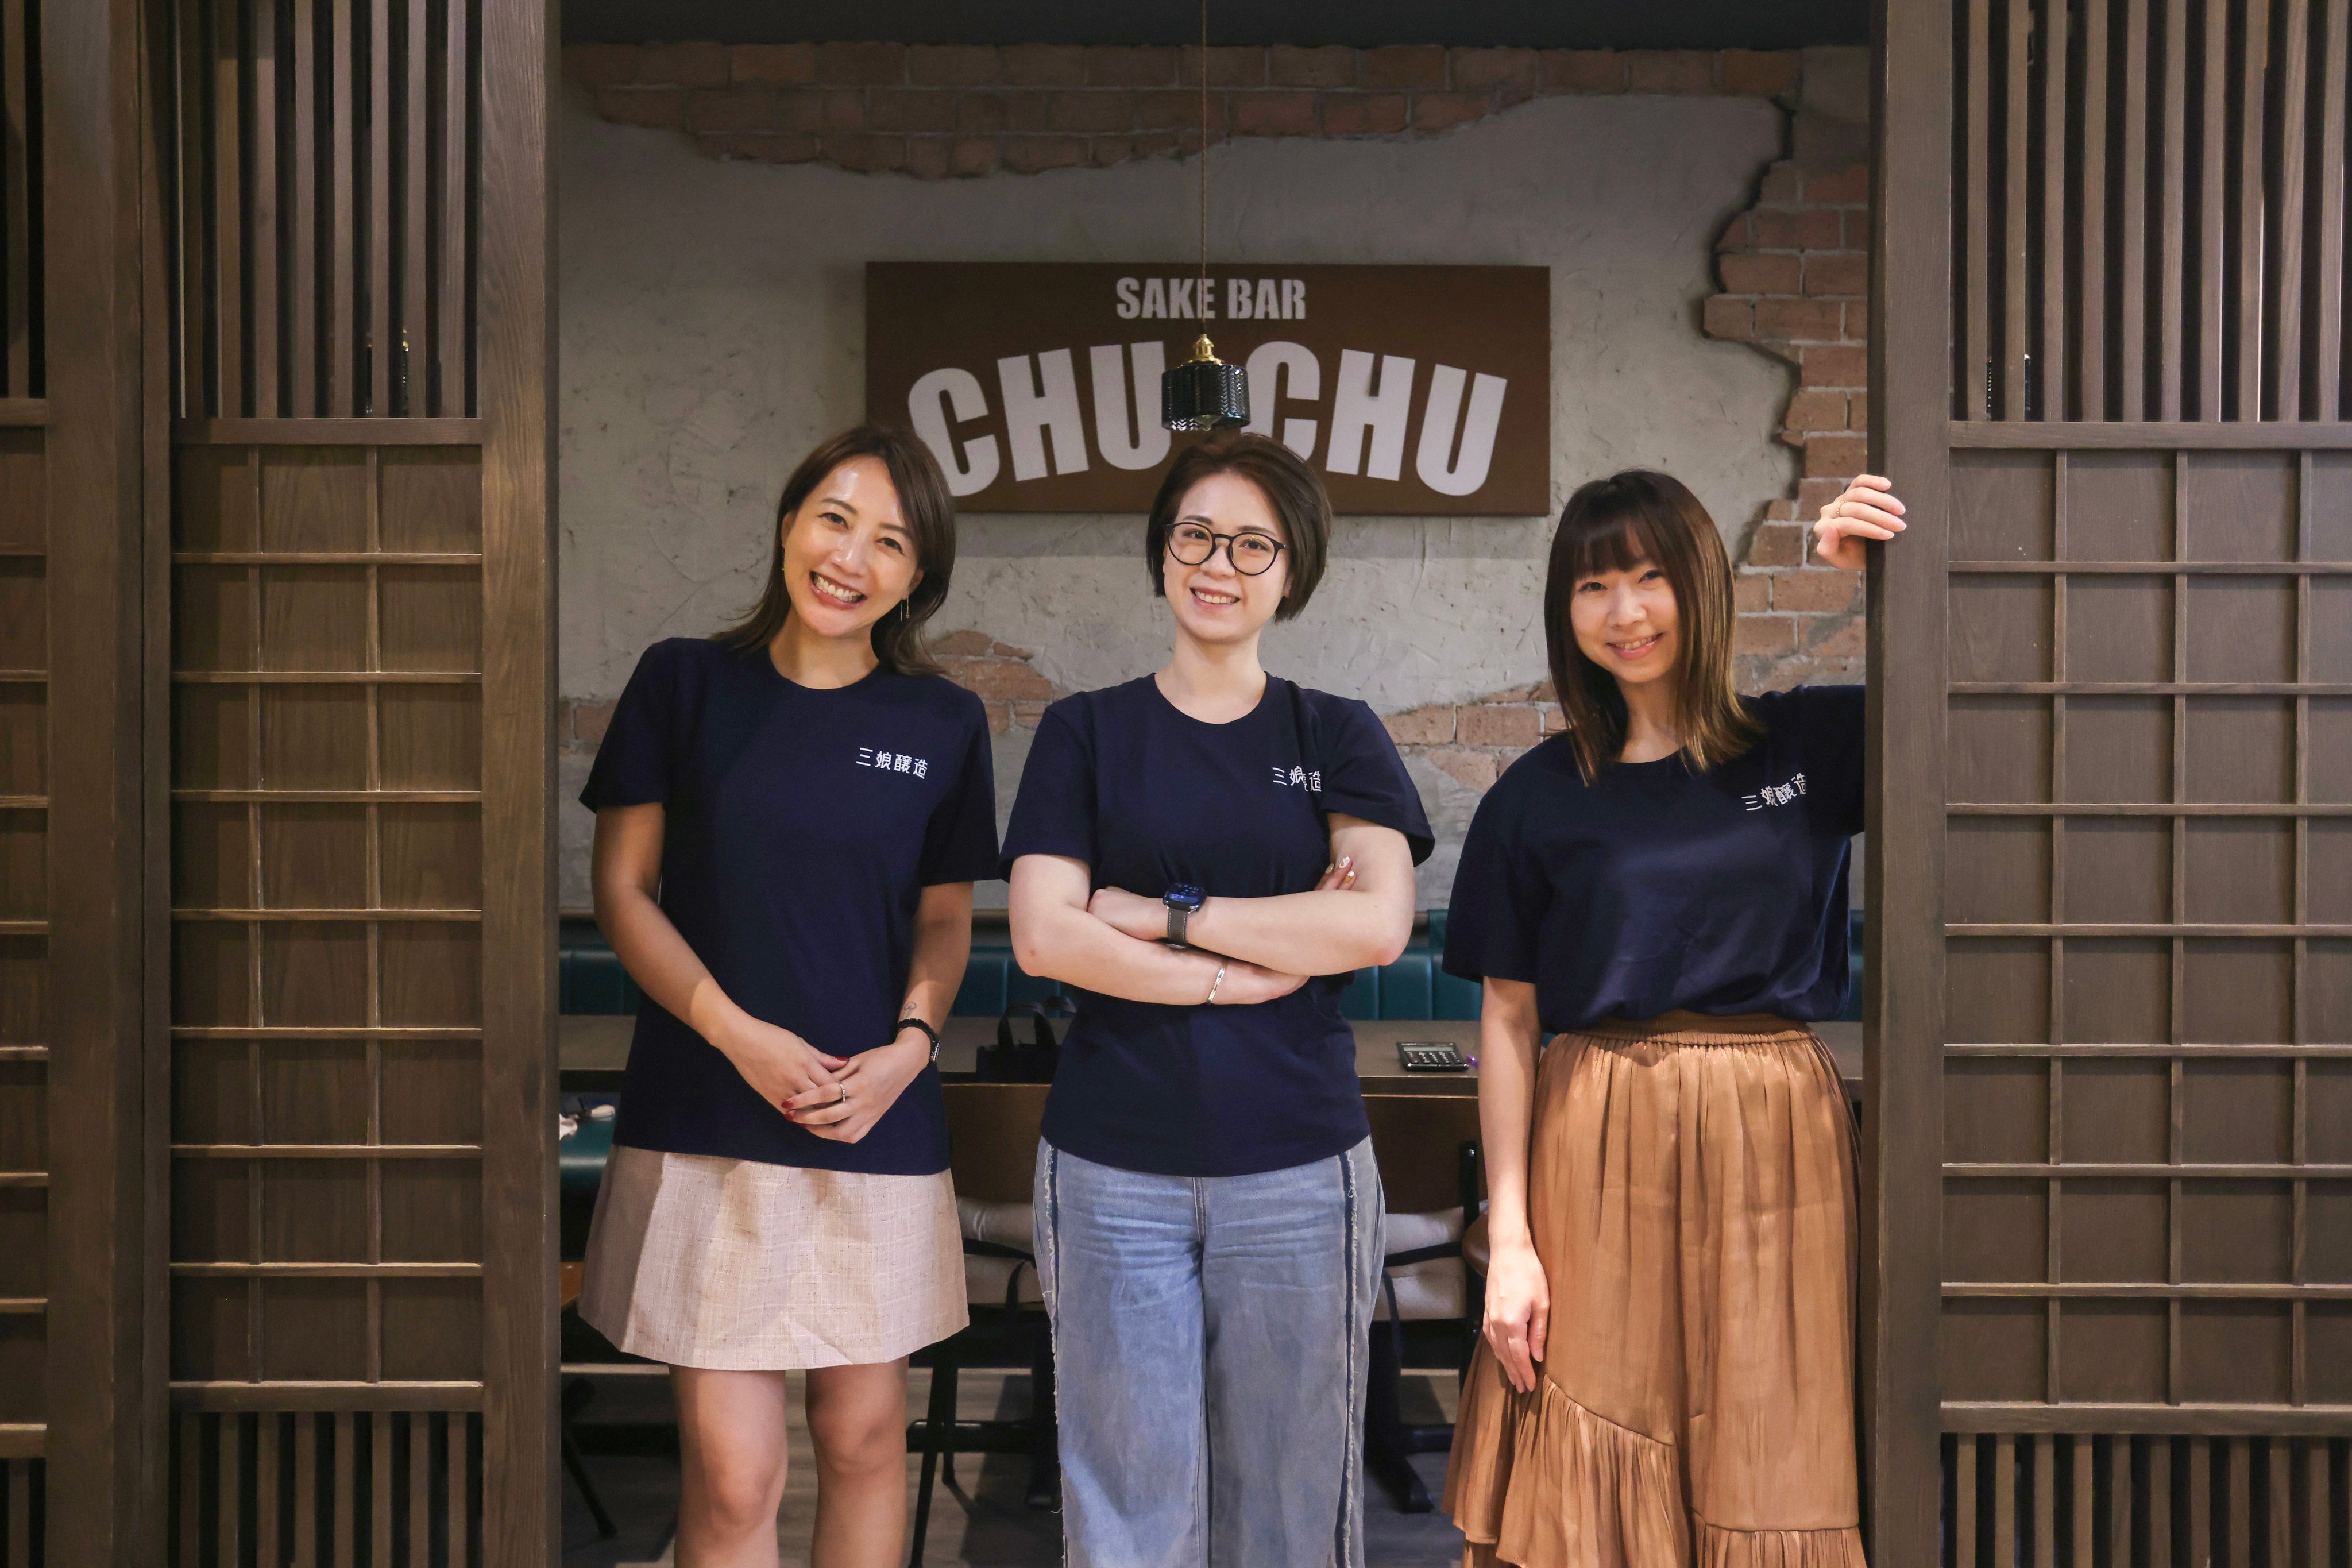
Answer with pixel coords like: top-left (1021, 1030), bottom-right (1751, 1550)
top-left (1164, 883), bottom-right (1205, 910)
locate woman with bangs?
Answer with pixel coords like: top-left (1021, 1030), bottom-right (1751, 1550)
top-left (1441, 470), bottom-right (1908, 1568)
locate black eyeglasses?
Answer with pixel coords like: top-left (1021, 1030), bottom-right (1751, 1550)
top-left (1167, 523), bottom-right (1286, 576)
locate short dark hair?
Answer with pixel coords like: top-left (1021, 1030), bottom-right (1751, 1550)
top-left (1543, 469), bottom-right (1761, 782)
top-left (1142, 432), bottom-right (1331, 622)
top-left (716, 425), bottom-right (959, 675)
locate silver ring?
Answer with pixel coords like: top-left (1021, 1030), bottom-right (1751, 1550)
top-left (837, 1084), bottom-right (848, 1104)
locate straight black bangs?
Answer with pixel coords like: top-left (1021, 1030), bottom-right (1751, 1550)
top-left (1561, 487), bottom-right (1668, 581)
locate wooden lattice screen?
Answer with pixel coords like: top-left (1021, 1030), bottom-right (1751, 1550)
top-left (0, 0), bottom-right (548, 1561)
top-left (156, 0), bottom-right (553, 1563)
top-left (170, 0), bottom-right (473, 420)
top-left (1875, 1), bottom-right (2352, 1563)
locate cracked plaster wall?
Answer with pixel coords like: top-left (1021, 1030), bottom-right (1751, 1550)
top-left (558, 82), bottom-right (1796, 907)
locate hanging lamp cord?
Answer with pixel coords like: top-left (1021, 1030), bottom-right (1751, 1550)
top-left (1198, 0), bottom-right (1210, 337)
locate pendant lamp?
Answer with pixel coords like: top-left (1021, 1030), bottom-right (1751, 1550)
top-left (1161, 0), bottom-right (1250, 431)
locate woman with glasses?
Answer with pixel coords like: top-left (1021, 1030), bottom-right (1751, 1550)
top-left (1003, 430), bottom-right (1433, 1567)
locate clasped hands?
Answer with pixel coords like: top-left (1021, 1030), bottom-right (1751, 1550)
top-left (714, 1006), bottom-right (927, 1145)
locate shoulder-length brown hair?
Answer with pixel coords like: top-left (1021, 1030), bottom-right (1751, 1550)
top-left (716, 425), bottom-right (958, 675)
top-left (1142, 431), bottom-right (1331, 621)
top-left (1543, 469), bottom-right (1760, 782)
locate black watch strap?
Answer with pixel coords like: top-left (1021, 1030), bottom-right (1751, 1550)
top-left (896, 1016), bottom-right (942, 1065)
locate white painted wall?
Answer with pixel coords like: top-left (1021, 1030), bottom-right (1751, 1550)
top-left (558, 83), bottom-right (1795, 907)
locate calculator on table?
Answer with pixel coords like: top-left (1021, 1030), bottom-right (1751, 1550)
top-left (1397, 1041), bottom-right (1470, 1072)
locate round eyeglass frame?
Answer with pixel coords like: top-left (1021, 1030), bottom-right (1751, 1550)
top-left (1165, 523), bottom-right (1287, 576)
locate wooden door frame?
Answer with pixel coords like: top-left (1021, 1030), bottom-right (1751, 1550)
top-left (41, 0), bottom-right (163, 1563)
top-left (479, 0), bottom-right (561, 1557)
top-left (1864, 1), bottom-right (1952, 1561)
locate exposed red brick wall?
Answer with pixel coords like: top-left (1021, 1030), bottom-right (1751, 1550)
top-left (1705, 159), bottom-right (1871, 692)
top-left (930, 629), bottom-right (1069, 731)
top-left (566, 43), bottom-right (1804, 175)
top-left (1381, 687), bottom-right (1564, 792)
top-left (559, 696), bottom-right (613, 753)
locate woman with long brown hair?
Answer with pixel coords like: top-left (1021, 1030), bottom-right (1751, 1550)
top-left (576, 426), bottom-right (999, 1567)
top-left (1442, 471), bottom-right (1906, 1567)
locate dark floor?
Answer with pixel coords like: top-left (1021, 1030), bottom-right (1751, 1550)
top-left (560, 1367), bottom-right (1467, 1567)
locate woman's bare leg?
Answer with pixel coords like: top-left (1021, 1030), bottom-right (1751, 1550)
top-left (804, 1359), bottom-right (912, 1568)
top-left (672, 1367), bottom-right (793, 1568)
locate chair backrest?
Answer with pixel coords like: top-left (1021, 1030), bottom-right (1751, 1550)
top-left (943, 1082), bottom-right (1052, 1204)
top-left (1361, 1094), bottom-right (1484, 1215)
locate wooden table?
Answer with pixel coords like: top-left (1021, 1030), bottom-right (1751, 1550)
top-left (560, 1014), bottom-right (1862, 1099)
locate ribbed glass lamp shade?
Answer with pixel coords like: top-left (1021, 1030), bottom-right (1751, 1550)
top-left (1161, 337), bottom-right (1250, 431)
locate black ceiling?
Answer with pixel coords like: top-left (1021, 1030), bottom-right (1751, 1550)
top-left (562, 1), bottom-right (1868, 50)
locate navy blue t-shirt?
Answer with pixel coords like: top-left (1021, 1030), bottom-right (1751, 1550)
top-left (1443, 686), bottom-right (1864, 1032)
top-left (580, 638), bottom-right (999, 1176)
top-left (1002, 675), bottom-right (1435, 1179)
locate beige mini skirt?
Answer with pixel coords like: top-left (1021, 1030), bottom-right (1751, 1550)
top-left (580, 1144), bottom-right (968, 1371)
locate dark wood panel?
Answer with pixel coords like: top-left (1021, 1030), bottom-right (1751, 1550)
top-left (474, 0), bottom-right (555, 1555)
top-left (1948, 1177), bottom-right (2048, 1281)
top-left (41, 0), bottom-right (156, 1555)
top-left (1949, 817), bottom-right (2052, 925)
top-left (256, 1039), bottom-right (370, 1146)
top-left (379, 804), bottom-right (482, 911)
top-left (259, 447), bottom-right (368, 552)
top-left (1951, 575), bottom-right (2055, 682)
top-left (1952, 447), bottom-right (2056, 558)
top-left (1871, 16), bottom-right (1953, 1561)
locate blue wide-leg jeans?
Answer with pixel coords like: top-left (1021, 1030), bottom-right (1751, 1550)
top-left (1034, 1137), bottom-right (1384, 1568)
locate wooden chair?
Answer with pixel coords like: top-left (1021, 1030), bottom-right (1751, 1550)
top-left (909, 1082), bottom-right (1059, 1565)
top-left (1361, 1094), bottom-right (1485, 1513)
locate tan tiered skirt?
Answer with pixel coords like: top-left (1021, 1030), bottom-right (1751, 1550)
top-left (580, 1145), bottom-right (967, 1371)
top-left (1443, 1013), bottom-right (1865, 1568)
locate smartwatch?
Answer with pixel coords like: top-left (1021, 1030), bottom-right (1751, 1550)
top-left (1163, 884), bottom-right (1206, 947)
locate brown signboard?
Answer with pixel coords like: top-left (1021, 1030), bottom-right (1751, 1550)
top-left (865, 262), bottom-right (1551, 515)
